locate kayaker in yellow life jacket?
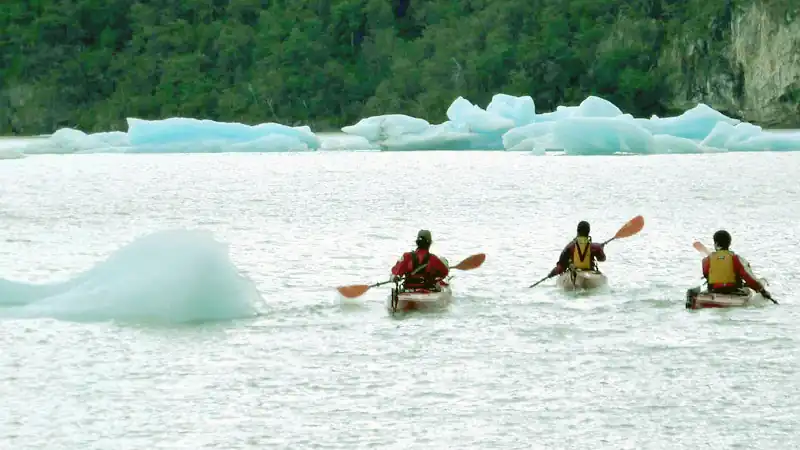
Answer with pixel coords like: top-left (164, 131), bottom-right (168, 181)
top-left (686, 229), bottom-right (772, 300)
top-left (390, 229), bottom-right (450, 289)
top-left (547, 221), bottom-right (607, 277)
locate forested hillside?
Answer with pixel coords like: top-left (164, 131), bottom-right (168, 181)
top-left (1, 0), bottom-right (798, 134)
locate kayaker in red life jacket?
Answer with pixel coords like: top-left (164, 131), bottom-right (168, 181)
top-left (687, 230), bottom-right (772, 299)
top-left (546, 221), bottom-right (607, 277)
top-left (390, 229), bottom-right (450, 290)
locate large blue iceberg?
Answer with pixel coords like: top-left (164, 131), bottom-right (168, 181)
top-left (342, 94), bottom-right (800, 154)
top-left (12, 93), bottom-right (800, 156)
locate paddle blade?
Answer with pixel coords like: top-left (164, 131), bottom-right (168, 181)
top-left (451, 253), bottom-right (486, 270)
top-left (692, 241), bottom-right (711, 256)
top-left (613, 215), bottom-right (645, 239)
top-left (336, 284), bottom-right (372, 298)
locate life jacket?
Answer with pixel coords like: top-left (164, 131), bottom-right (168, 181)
top-left (572, 236), bottom-right (592, 270)
top-left (707, 250), bottom-right (738, 288)
top-left (403, 251), bottom-right (431, 288)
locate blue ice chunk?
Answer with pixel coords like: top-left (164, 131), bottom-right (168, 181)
top-left (573, 96), bottom-right (624, 118)
top-left (644, 104), bottom-right (740, 140)
top-left (127, 117), bottom-right (320, 150)
top-left (551, 116), bottom-right (656, 155)
top-left (340, 114), bottom-right (430, 142)
top-left (446, 96), bottom-right (516, 133)
top-left (485, 94), bottom-right (537, 127)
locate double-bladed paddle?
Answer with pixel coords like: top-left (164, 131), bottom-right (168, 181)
top-left (529, 215), bottom-right (645, 288)
top-left (337, 253), bottom-right (486, 298)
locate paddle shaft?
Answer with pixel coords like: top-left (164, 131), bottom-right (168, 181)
top-left (528, 276), bottom-right (549, 288)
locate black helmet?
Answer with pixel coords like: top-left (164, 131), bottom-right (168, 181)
top-left (415, 229), bottom-right (432, 248)
top-left (713, 230), bottom-right (731, 249)
top-left (577, 221), bottom-right (590, 237)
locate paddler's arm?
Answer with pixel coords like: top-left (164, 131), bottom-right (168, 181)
top-left (390, 253), bottom-right (411, 281)
top-left (733, 255), bottom-right (766, 292)
top-left (701, 256), bottom-right (709, 280)
top-left (591, 243), bottom-right (607, 262)
top-left (430, 255), bottom-right (449, 278)
top-left (547, 245), bottom-right (572, 277)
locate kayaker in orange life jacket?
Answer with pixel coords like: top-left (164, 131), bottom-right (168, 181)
top-left (390, 229), bottom-right (450, 289)
top-left (546, 221), bottom-right (607, 278)
top-left (688, 229), bottom-right (772, 299)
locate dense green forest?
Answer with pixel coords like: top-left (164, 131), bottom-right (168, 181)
top-left (1, 0), bottom-right (797, 134)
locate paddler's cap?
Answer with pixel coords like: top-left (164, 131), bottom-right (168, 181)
top-left (416, 229), bottom-right (432, 243)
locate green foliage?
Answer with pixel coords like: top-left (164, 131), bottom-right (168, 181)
top-left (0, 0), bottom-right (753, 134)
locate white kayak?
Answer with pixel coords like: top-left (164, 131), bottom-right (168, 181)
top-left (387, 281), bottom-right (453, 313)
top-left (556, 269), bottom-right (608, 291)
top-left (686, 279), bottom-right (771, 309)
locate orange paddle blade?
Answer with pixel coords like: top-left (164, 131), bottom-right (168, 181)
top-left (613, 215), bottom-right (645, 239)
top-left (692, 241), bottom-right (711, 256)
top-left (336, 284), bottom-right (372, 298)
top-left (451, 253), bottom-right (486, 270)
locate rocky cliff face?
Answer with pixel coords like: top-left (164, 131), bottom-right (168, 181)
top-left (662, 1), bottom-right (799, 127)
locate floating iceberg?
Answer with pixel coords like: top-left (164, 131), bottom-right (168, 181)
top-left (22, 129), bottom-right (130, 154)
top-left (127, 117), bottom-right (320, 151)
top-left (12, 93), bottom-right (800, 156)
top-left (342, 94), bottom-right (800, 155)
top-left (317, 132), bottom-right (380, 151)
top-left (0, 229), bottom-right (263, 324)
top-left (21, 118), bottom-right (322, 154)
top-left (550, 117), bottom-right (656, 155)
top-left (642, 104), bottom-right (740, 140)
top-left (0, 138), bottom-right (29, 159)
top-left (341, 114), bottom-right (430, 142)
top-left (0, 149), bottom-right (25, 160)
top-left (485, 94), bottom-right (537, 127)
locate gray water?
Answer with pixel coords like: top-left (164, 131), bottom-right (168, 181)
top-left (1, 151), bottom-right (799, 449)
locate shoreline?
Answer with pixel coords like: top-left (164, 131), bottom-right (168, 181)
top-left (2, 129), bottom-right (799, 140)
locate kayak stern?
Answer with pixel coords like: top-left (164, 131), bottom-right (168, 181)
top-left (556, 269), bottom-right (608, 291)
top-left (388, 281), bottom-right (453, 313)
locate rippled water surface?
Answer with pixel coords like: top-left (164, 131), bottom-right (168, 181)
top-left (1, 151), bottom-right (799, 449)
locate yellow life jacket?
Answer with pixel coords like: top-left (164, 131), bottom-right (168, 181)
top-left (707, 250), bottom-right (737, 286)
top-left (572, 236), bottom-right (592, 270)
